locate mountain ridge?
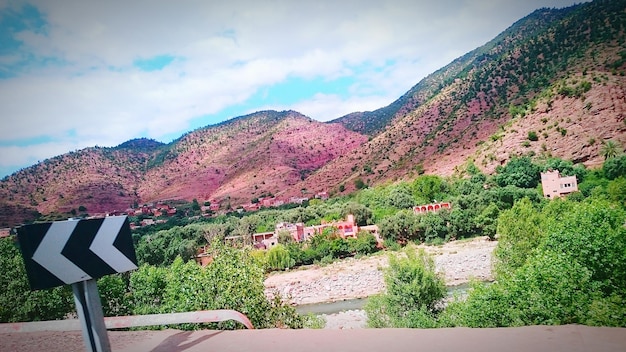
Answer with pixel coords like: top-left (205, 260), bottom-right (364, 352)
top-left (1, 0), bottom-right (625, 227)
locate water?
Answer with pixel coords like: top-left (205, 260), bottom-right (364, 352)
top-left (295, 283), bottom-right (472, 315)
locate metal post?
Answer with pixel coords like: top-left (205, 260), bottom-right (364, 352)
top-left (72, 279), bottom-right (111, 352)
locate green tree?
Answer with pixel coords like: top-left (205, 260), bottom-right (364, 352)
top-left (365, 249), bottom-right (445, 328)
top-left (493, 198), bottom-right (544, 277)
top-left (411, 175), bottom-right (448, 203)
top-left (354, 178), bottom-right (367, 190)
top-left (379, 210), bottom-right (420, 244)
top-left (603, 155), bottom-right (626, 180)
top-left (386, 184), bottom-right (415, 209)
top-left (607, 177), bottom-right (626, 206)
top-left (0, 237), bottom-right (74, 322)
top-left (265, 244), bottom-right (295, 271)
top-left (341, 202), bottom-right (373, 226)
top-left (493, 157), bottom-right (541, 188)
top-left (474, 203), bottom-right (499, 240)
top-left (600, 140), bottom-right (622, 160)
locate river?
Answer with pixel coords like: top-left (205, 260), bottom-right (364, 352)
top-left (295, 283), bottom-right (472, 315)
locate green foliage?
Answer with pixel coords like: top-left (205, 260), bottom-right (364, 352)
top-left (493, 198), bottom-right (545, 276)
top-left (379, 210), bottom-right (420, 244)
top-left (527, 131), bottom-right (538, 141)
top-left (493, 156), bottom-right (541, 188)
top-left (474, 203), bottom-right (499, 240)
top-left (135, 225), bottom-right (200, 266)
top-left (97, 274), bottom-right (131, 317)
top-left (354, 178), bottom-right (367, 190)
top-left (0, 237), bottom-right (74, 322)
top-left (340, 202), bottom-right (373, 226)
top-left (538, 200), bottom-right (626, 295)
top-left (607, 177), bottom-right (626, 206)
top-left (365, 249), bottom-right (445, 328)
top-left (348, 231), bottom-right (379, 256)
top-left (603, 154), bottom-right (626, 180)
top-left (131, 243), bottom-right (304, 329)
top-left (443, 198), bottom-right (626, 328)
top-left (385, 184), bottom-right (415, 209)
top-left (600, 140), bottom-right (622, 160)
top-left (265, 244), bottom-right (295, 271)
top-left (411, 175), bottom-right (448, 203)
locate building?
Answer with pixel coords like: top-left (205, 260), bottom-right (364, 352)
top-left (239, 214), bottom-right (383, 251)
top-left (0, 228), bottom-right (10, 238)
top-left (541, 170), bottom-right (578, 199)
top-left (413, 202), bottom-right (452, 214)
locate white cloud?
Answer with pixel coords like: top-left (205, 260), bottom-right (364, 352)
top-left (253, 93), bottom-right (397, 122)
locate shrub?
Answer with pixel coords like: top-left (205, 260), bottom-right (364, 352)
top-left (365, 249), bottom-right (445, 328)
top-left (527, 131), bottom-right (538, 141)
top-left (0, 237), bottom-right (74, 322)
top-left (265, 244), bottom-right (295, 271)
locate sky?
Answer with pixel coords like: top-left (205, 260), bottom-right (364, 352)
top-left (0, 0), bottom-right (587, 178)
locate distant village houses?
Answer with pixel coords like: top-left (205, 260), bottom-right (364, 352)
top-left (221, 214), bottom-right (380, 252)
top-left (413, 202), bottom-right (452, 214)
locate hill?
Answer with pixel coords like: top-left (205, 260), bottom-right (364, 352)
top-left (0, 111), bottom-right (366, 227)
top-left (1, 0), bottom-right (625, 226)
top-left (290, 0), bottom-right (626, 196)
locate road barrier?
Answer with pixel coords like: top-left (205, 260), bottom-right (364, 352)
top-left (0, 309), bottom-right (254, 333)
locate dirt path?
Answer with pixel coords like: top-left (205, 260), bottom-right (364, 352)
top-left (264, 236), bottom-right (497, 306)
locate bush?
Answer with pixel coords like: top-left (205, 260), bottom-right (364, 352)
top-left (527, 131), bottom-right (538, 141)
top-left (365, 249), bottom-right (445, 328)
top-left (493, 198), bottom-right (545, 276)
top-left (442, 198), bottom-right (626, 328)
top-left (265, 244), bottom-right (294, 271)
top-left (130, 242), bottom-right (303, 329)
top-left (0, 237), bottom-right (74, 323)
top-left (348, 231), bottom-right (379, 256)
top-left (379, 210), bottom-right (420, 244)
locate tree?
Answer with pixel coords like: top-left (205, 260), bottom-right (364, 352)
top-left (603, 155), bottom-right (626, 180)
top-left (493, 156), bottom-right (541, 189)
top-left (600, 140), bottom-right (622, 160)
top-left (386, 185), bottom-right (415, 209)
top-left (493, 198), bottom-right (544, 277)
top-left (265, 244), bottom-right (295, 271)
top-left (0, 237), bottom-right (73, 322)
top-left (379, 210), bottom-right (420, 244)
top-left (365, 249), bottom-right (445, 328)
top-left (341, 202), bottom-right (373, 226)
top-left (354, 178), bottom-right (367, 190)
top-left (411, 175), bottom-right (448, 203)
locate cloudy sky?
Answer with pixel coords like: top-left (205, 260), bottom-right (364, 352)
top-left (0, 0), bottom-right (586, 178)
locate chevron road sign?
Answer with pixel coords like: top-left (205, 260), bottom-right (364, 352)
top-left (17, 216), bottom-right (138, 291)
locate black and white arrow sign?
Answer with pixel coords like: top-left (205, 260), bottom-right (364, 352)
top-left (17, 216), bottom-right (137, 290)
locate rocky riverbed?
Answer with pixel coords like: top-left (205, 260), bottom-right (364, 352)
top-left (263, 236), bottom-right (498, 329)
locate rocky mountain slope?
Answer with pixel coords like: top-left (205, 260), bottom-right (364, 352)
top-left (0, 111), bottom-right (366, 227)
top-left (288, 0), bottom-right (625, 196)
top-left (1, 0), bottom-right (624, 227)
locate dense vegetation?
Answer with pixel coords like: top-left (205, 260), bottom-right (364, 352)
top-left (364, 153), bottom-right (626, 328)
top-left (2, 149), bottom-right (625, 328)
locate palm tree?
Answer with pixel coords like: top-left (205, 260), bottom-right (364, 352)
top-left (600, 140), bottom-right (622, 160)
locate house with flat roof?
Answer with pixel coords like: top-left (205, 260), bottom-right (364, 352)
top-left (541, 170), bottom-right (578, 199)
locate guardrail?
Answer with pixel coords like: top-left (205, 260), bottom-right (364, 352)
top-left (0, 309), bottom-right (254, 333)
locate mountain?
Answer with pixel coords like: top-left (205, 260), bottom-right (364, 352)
top-left (288, 0), bottom-right (626, 195)
top-left (0, 111), bottom-right (367, 227)
top-left (1, 0), bottom-right (625, 227)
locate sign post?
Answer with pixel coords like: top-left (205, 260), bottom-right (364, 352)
top-left (17, 216), bottom-right (137, 352)
top-left (72, 279), bottom-right (111, 352)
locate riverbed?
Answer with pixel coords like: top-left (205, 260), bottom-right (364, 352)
top-left (263, 237), bottom-right (497, 328)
